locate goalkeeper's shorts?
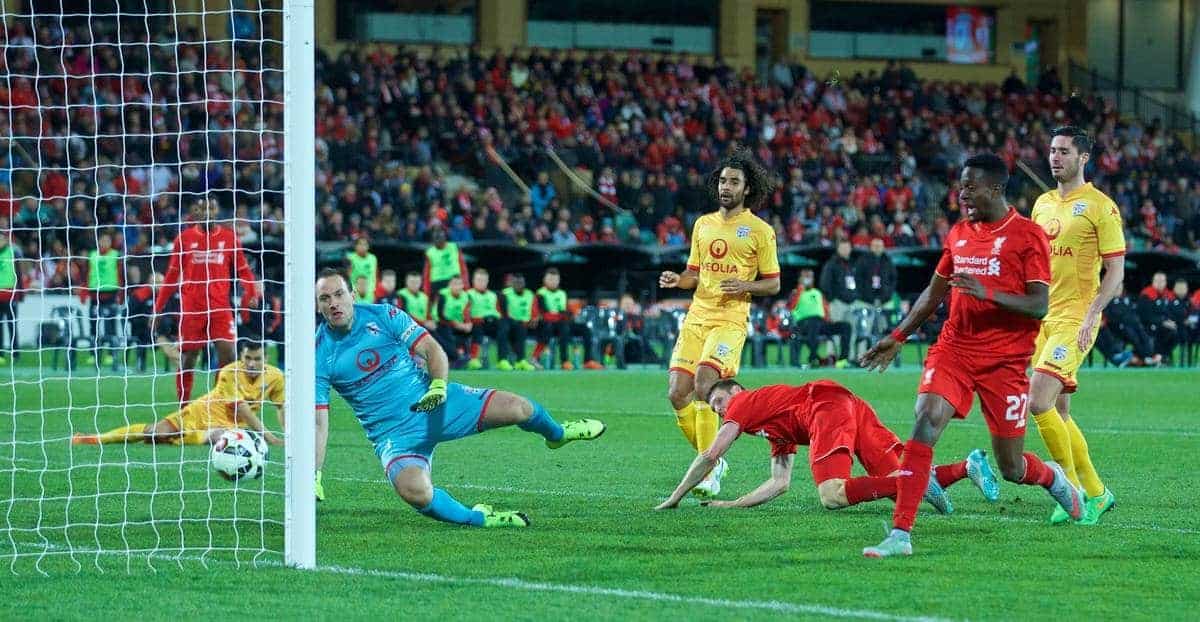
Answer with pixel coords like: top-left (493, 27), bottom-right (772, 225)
top-left (375, 383), bottom-right (497, 481)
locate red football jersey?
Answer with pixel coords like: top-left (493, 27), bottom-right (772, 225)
top-left (933, 208), bottom-right (1050, 356)
top-left (723, 380), bottom-right (848, 457)
top-left (155, 225), bottom-right (257, 313)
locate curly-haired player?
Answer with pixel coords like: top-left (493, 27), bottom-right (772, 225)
top-left (658, 148), bottom-right (781, 498)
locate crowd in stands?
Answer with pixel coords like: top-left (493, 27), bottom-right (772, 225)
top-left (0, 14), bottom-right (1197, 367)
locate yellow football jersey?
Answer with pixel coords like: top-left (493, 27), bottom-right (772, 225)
top-left (196, 361), bottom-right (286, 417)
top-left (1031, 182), bottom-right (1126, 322)
top-left (685, 210), bottom-right (780, 325)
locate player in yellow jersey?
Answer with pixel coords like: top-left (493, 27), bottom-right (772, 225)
top-left (73, 342), bottom-right (285, 447)
top-left (1029, 126), bottom-right (1123, 525)
top-left (659, 148), bottom-right (781, 497)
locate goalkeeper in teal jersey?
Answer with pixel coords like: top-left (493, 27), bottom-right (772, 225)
top-left (314, 269), bottom-right (605, 527)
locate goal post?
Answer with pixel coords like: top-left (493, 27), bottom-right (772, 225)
top-left (282, 0), bottom-right (315, 570)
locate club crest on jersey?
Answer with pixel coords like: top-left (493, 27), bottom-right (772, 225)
top-left (736, 226), bottom-right (751, 238)
top-left (1073, 202), bottom-right (1087, 216)
top-left (356, 349), bottom-right (381, 372)
top-left (1052, 345), bottom-right (1068, 361)
top-left (366, 322), bottom-right (381, 336)
top-left (991, 236), bottom-right (1007, 255)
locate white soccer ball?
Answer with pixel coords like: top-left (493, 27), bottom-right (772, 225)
top-left (211, 429), bottom-right (267, 481)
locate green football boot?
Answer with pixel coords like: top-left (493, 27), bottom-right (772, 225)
top-left (472, 504), bottom-right (530, 528)
top-left (546, 419), bottom-right (606, 449)
top-left (1076, 489), bottom-right (1115, 526)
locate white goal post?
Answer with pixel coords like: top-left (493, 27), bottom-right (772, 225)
top-left (282, 0), bottom-right (315, 570)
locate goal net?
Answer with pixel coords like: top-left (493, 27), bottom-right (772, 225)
top-left (0, 0), bottom-right (315, 573)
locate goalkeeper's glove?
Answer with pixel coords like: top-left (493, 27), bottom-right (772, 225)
top-left (314, 470), bottom-right (325, 502)
top-left (411, 378), bottom-right (448, 412)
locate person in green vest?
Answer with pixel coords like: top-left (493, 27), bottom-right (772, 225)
top-left (423, 227), bottom-right (467, 304)
top-left (434, 275), bottom-right (473, 368)
top-left (86, 233), bottom-right (122, 367)
top-left (0, 230), bottom-right (19, 365)
top-left (534, 267), bottom-right (603, 370)
top-left (787, 269), bottom-right (850, 368)
top-left (395, 271), bottom-right (436, 331)
top-left (346, 237), bottom-right (378, 303)
top-left (465, 268), bottom-right (501, 370)
top-left (497, 274), bottom-right (536, 371)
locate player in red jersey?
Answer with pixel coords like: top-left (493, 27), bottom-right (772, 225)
top-left (153, 198), bottom-right (258, 406)
top-left (858, 154), bottom-right (1083, 558)
top-left (653, 379), bottom-right (999, 514)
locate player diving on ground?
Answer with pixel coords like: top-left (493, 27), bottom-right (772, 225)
top-left (313, 269), bottom-right (605, 527)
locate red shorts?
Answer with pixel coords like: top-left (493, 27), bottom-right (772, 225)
top-left (808, 386), bottom-right (903, 483)
top-left (178, 310), bottom-right (236, 352)
top-left (918, 343), bottom-right (1030, 439)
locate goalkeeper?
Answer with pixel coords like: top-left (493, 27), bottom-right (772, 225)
top-left (314, 269), bottom-right (605, 528)
top-left (73, 341), bottom-right (285, 447)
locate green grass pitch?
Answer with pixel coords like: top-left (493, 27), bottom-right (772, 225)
top-left (1, 362), bottom-right (1197, 620)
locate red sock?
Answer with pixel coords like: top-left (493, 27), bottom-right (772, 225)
top-left (1020, 452), bottom-right (1055, 487)
top-left (892, 439), bottom-right (934, 532)
top-left (532, 343), bottom-right (545, 359)
top-left (470, 343), bottom-right (480, 358)
top-left (176, 369), bottom-right (194, 406)
top-left (933, 461), bottom-right (968, 488)
top-left (844, 476), bottom-right (898, 505)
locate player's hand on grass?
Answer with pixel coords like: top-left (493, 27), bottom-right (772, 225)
top-left (718, 278), bottom-right (751, 295)
top-left (859, 338), bottom-right (902, 373)
top-left (411, 379), bottom-right (447, 412)
top-left (264, 431), bottom-right (284, 446)
top-left (654, 497), bottom-right (681, 510)
top-left (948, 272), bottom-right (986, 299)
top-left (659, 271), bottom-right (681, 289)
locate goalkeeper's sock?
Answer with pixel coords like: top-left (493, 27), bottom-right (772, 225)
top-left (1032, 408), bottom-right (1079, 488)
top-left (518, 399), bottom-right (564, 442)
top-left (418, 488), bottom-right (485, 526)
top-left (176, 368), bottom-right (194, 406)
top-left (845, 476), bottom-right (899, 505)
top-left (674, 402), bottom-right (698, 451)
top-left (933, 461), bottom-right (968, 488)
top-left (693, 401), bottom-right (719, 453)
top-left (1065, 417), bottom-right (1105, 498)
top-left (92, 423), bottom-right (148, 444)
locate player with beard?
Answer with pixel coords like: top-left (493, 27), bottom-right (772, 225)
top-left (1028, 126), bottom-right (1124, 525)
top-left (658, 148), bottom-right (781, 498)
top-left (858, 154), bottom-right (1083, 558)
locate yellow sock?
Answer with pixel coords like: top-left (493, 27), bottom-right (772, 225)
top-left (1032, 408), bottom-right (1079, 488)
top-left (674, 402), bottom-right (698, 451)
top-left (95, 423), bottom-right (148, 444)
top-left (693, 401), bottom-right (719, 453)
top-left (1065, 417), bottom-right (1104, 497)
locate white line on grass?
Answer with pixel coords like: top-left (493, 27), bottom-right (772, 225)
top-left (12, 543), bottom-right (950, 621)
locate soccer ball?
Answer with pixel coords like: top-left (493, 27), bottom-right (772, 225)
top-left (211, 429), bottom-right (267, 481)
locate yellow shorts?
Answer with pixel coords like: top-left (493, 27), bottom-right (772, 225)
top-left (163, 400), bottom-right (235, 444)
top-left (669, 316), bottom-right (746, 378)
top-left (1032, 320), bottom-right (1098, 394)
